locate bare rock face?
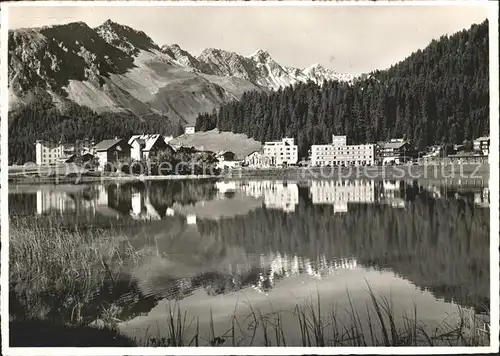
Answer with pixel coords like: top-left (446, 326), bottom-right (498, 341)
top-left (95, 19), bottom-right (160, 56)
top-left (9, 21), bottom-right (134, 95)
top-left (195, 47), bottom-right (355, 90)
top-left (9, 20), bottom-right (354, 123)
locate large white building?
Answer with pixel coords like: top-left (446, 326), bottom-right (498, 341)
top-left (263, 138), bottom-right (298, 166)
top-left (35, 140), bottom-right (64, 165)
top-left (35, 139), bottom-right (94, 165)
top-left (311, 135), bottom-right (375, 167)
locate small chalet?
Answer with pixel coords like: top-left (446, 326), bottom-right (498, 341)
top-left (377, 139), bottom-right (412, 165)
top-left (216, 150), bottom-right (241, 169)
top-left (244, 150), bottom-right (270, 168)
top-left (93, 138), bottom-right (131, 171)
top-left (184, 126), bottom-right (196, 135)
top-left (128, 134), bottom-right (174, 161)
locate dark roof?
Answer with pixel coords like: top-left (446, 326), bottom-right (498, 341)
top-left (60, 154), bottom-right (76, 162)
top-left (379, 141), bottom-right (407, 149)
top-left (93, 139), bottom-right (129, 152)
top-left (246, 150), bottom-right (262, 156)
top-left (217, 150), bottom-right (236, 156)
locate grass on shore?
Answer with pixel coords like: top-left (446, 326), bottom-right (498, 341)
top-left (9, 215), bottom-right (146, 325)
top-left (135, 290), bottom-right (490, 347)
top-left (9, 215), bottom-right (491, 347)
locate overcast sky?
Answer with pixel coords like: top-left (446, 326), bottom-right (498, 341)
top-left (8, 4), bottom-right (489, 74)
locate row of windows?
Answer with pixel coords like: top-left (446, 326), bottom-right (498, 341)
top-left (314, 145), bottom-right (372, 149)
top-left (314, 160), bottom-right (372, 166)
top-left (313, 193), bottom-right (375, 198)
top-left (312, 181), bottom-right (375, 187)
top-left (315, 155), bottom-right (372, 160)
top-left (313, 152), bottom-right (373, 157)
top-left (264, 147), bottom-right (297, 151)
top-left (314, 152), bottom-right (373, 156)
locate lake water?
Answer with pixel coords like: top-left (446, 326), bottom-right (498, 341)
top-left (9, 178), bottom-right (490, 346)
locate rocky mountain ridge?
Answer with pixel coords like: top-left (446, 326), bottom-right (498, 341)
top-left (8, 19), bottom-right (355, 124)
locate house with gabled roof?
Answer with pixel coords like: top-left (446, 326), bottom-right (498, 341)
top-left (377, 138), bottom-right (412, 165)
top-left (93, 138), bottom-right (131, 171)
top-left (128, 134), bottom-right (174, 161)
top-left (216, 150), bottom-right (242, 169)
top-left (244, 149), bottom-right (271, 168)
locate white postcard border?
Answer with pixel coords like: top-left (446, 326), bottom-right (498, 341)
top-left (0, 1), bottom-right (498, 355)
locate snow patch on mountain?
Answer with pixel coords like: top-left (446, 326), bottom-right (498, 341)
top-left (171, 46), bottom-right (356, 90)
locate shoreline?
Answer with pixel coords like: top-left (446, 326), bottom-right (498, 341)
top-left (8, 163), bottom-right (489, 186)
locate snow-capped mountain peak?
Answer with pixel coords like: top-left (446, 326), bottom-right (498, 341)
top-left (8, 19), bottom-right (355, 125)
top-left (250, 49), bottom-right (272, 62)
top-left (303, 63), bottom-right (355, 83)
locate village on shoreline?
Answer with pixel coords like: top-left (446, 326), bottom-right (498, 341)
top-left (10, 125), bottom-right (490, 185)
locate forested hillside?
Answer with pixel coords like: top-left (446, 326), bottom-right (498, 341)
top-left (196, 20), bottom-right (489, 158)
top-left (8, 93), bottom-right (182, 164)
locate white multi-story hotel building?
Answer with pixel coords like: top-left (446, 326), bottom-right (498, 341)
top-left (311, 135), bottom-right (375, 167)
top-left (35, 140), bottom-right (64, 165)
top-left (35, 139), bottom-right (95, 165)
top-left (263, 138), bottom-right (298, 166)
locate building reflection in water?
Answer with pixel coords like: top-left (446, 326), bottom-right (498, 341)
top-left (36, 190), bottom-right (78, 215)
top-left (417, 179), bottom-right (490, 208)
top-left (35, 184), bottom-right (140, 219)
top-left (379, 180), bottom-right (406, 208)
top-left (309, 180), bottom-right (375, 213)
top-left (308, 179), bottom-right (408, 212)
top-left (31, 179), bottom-right (488, 221)
top-left (474, 187), bottom-right (490, 208)
top-left (217, 180), bottom-right (299, 213)
top-left (130, 189), bottom-right (162, 220)
top-left (18, 178), bottom-right (490, 318)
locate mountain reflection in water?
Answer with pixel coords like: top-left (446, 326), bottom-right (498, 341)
top-left (9, 178), bottom-right (490, 330)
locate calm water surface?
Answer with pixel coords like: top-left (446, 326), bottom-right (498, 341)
top-left (9, 178), bottom-right (490, 344)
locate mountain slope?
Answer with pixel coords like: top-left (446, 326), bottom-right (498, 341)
top-left (195, 20), bottom-right (489, 156)
top-left (8, 19), bottom-right (352, 126)
top-left (195, 48), bottom-right (354, 90)
top-left (8, 23), bottom-right (266, 125)
top-left (169, 129), bottom-right (262, 159)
